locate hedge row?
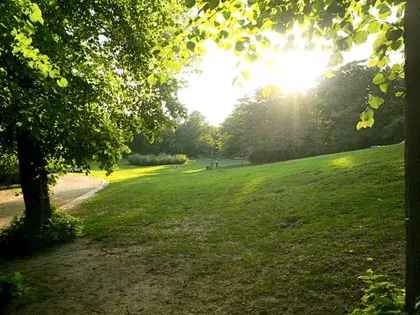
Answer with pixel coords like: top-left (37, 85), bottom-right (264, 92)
top-left (127, 154), bottom-right (187, 166)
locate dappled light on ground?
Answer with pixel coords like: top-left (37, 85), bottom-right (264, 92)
top-left (330, 157), bottom-right (354, 169)
top-left (183, 168), bottom-right (206, 174)
top-left (92, 165), bottom-right (169, 183)
top-left (234, 176), bottom-right (268, 204)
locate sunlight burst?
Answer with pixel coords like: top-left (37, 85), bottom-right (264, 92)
top-left (246, 48), bottom-right (330, 94)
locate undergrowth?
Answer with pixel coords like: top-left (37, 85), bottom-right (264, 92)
top-left (0, 210), bottom-right (81, 258)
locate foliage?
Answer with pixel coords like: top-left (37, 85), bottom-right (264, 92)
top-left (185, 0), bottom-right (405, 126)
top-left (350, 269), bottom-right (406, 315)
top-left (222, 62), bottom-right (404, 163)
top-left (0, 153), bottom-right (19, 186)
top-left (248, 149), bottom-right (299, 164)
top-left (0, 272), bottom-right (27, 300)
top-left (0, 0), bottom-right (189, 174)
top-left (0, 211), bottom-right (81, 257)
top-left (0, 272), bottom-right (27, 310)
top-left (127, 153), bottom-right (188, 166)
top-left (313, 61), bottom-right (405, 152)
top-left (131, 111), bottom-right (219, 158)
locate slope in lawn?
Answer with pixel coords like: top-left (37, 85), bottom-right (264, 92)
top-left (1, 145), bottom-right (404, 314)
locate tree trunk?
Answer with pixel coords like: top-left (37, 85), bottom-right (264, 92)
top-left (16, 131), bottom-right (52, 234)
top-left (404, 0), bottom-right (420, 312)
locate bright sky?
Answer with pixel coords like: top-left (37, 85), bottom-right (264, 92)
top-left (178, 32), bottom-right (373, 126)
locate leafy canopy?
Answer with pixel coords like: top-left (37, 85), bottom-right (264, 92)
top-left (183, 0), bottom-right (405, 128)
top-left (0, 0), bottom-right (195, 172)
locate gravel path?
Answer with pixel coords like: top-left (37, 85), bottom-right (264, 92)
top-left (0, 174), bottom-right (107, 229)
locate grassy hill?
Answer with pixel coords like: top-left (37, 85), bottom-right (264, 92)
top-left (2, 144), bottom-right (405, 314)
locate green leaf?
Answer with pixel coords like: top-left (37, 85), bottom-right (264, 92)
top-left (186, 41), bottom-right (196, 52)
top-left (219, 30), bottom-right (229, 39)
top-left (185, 0), bottom-right (196, 8)
top-left (367, 59), bottom-right (378, 68)
top-left (378, 3), bottom-right (391, 19)
top-left (368, 95), bottom-right (384, 109)
top-left (353, 31), bottom-right (368, 44)
top-left (29, 4), bottom-right (44, 25)
top-left (377, 56), bottom-right (390, 68)
top-left (357, 109), bottom-right (375, 129)
top-left (391, 39), bottom-right (402, 51)
top-left (223, 11), bottom-right (231, 20)
top-left (206, 0), bottom-right (220, 10)
top-left (57, 77), bottom-right (68, 88)
top-left (367, 21), bottom-right (381, 34)
top-left (235, 41), bottom-right (245, 52)
top-left (386, 29), bottom-right (403, 42)
top-left (372, 73), bottom-right (386, 85)
top-left (373, 34), bottom-right (386, 50)
top-left (379, 83), bottom-right (389, 93)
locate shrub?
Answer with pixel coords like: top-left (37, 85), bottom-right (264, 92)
top-left (350, 269), bottom-right (405, 315)
top-left (249, 149), bottom-right (295, 164)
top-left (0, 153), bottom-right (19, 186)
top-left (0, 210), bottom-right (82, 258)
top-left (127, 153), bottom-right (188, 166)
top-left (0, 272), bottom-right (27, 308)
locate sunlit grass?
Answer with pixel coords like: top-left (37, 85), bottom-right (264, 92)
top-left (2, 145), bottom-right (404, 314)
top-left (331, 156), bottom-right (354, 168)
top-left (91, 165), bottom-right (169, 183)
top-left (74, 145), bottom-right (404, 313)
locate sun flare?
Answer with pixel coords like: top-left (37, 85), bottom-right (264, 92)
top-left (178, 27), bottom-right (369, 125)
top-left (245, 48), bottom-right (330, 94)
top-left (178, 40), bottom-right (332, 124)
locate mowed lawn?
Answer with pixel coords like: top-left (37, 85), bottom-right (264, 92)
top-left (1, 145), bottom-right (405, 314)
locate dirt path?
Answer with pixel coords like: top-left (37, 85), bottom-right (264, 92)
top-left (2, 240), bottom-right (186, 315)
top-left (0, 174), bottom-right (107, 229)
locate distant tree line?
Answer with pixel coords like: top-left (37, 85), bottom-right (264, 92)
top-left (222, 61), bottom-right (404, 163)
top-left (130, 111), bottom-right (223, 158)
top-left (131, 61), bottom-right (404, 164)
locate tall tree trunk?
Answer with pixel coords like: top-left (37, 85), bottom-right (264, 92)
top-left (404, 0), bottom-right (420, 312)
top-left (16, 131), bottom-right (52, 234)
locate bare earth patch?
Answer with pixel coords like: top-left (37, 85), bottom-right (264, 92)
top-left (2, 239), bottom-right (204, 315)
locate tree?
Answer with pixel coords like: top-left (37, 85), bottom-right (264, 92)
top-left (174, 111), bottom-right (208, 156)
top-left (0, 1), bottom-right (189, 235)
top-left (221, 69), bottom-right (403, 163)
top-left (403, 1), bottom-right (420, 310)
top-left (201, 125), bottom-right (224, 160)
top-left (313, 61), bottom-right (404, 153)
top-left (185, 0), bottom-right (416, 311)
top-left (221, 92), bottom-right (310, 161)
top-left (130, 111), bottom-right (217, 158)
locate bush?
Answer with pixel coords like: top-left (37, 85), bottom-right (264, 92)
top-left (127, 153), bottom-right (188, 166)
top-left (0, 210), bottom-right (82, 258)
top-left (0, 272), bottom-right (27, 309)
top-left (350, 269), bottom-right (405, 315)
top-left (249, 148), bottom-right (300, 164)
top-left (0, 153), bottom-right (19, 187)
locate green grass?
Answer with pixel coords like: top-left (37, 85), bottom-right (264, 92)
top-left (1, 145), bottom-right (405, 314)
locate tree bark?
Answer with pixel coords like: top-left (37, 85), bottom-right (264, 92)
top-left (404, 1), bottom-right (420, 312)
top-left (16, 131), bottom-right (52, 234)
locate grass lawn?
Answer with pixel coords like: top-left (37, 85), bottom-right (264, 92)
top-left (1, 145), bottom-right (405, 314)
